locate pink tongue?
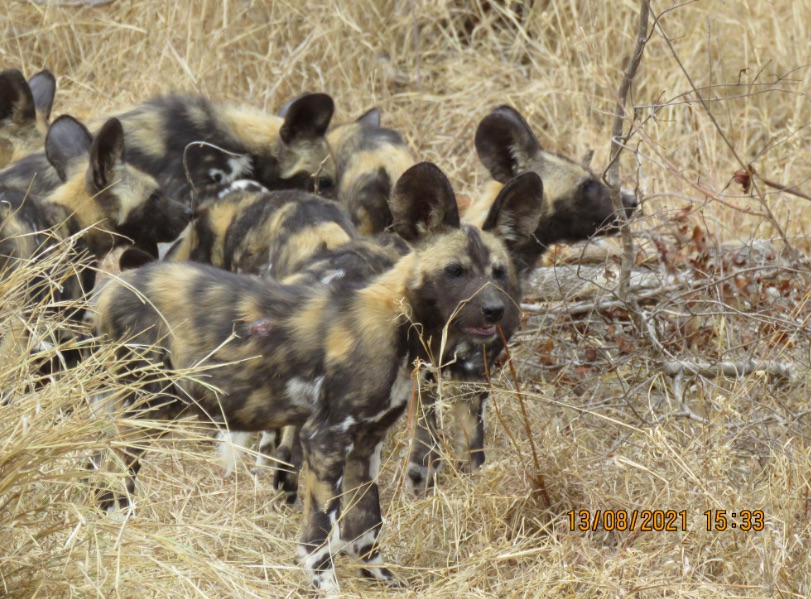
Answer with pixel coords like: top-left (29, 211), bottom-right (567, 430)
top-left (467, 325), bottom-right (496, 336)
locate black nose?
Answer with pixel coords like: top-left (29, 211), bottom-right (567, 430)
top-left (621, 190), bottom-right (638, 212)
top-left (183, 207), bottom-right (194, 220)
top-left (481, 301), bottom-right (505, 324)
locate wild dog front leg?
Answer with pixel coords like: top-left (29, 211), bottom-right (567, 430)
top-left (90, 351), bottom-right (177, 512)
top-left (341, 424), bottom-right (398, 584)
top-left (407, 379), bottom-right (442, 495)
top-left (298, 417), bottom-right (350, 593)
top-left (452, 388), bottom-right (487, 472)
top-left (271, 425), bottom-right (302, 504)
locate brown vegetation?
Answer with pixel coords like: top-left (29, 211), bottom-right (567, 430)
top-left (2, 1), bottom-right (811, 597)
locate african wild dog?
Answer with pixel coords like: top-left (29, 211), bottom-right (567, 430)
top-left (465, 104), bottom-right (639, 272)
top-left (92, 162), bottom-right (542, 591)
top-left (325, 107), bottom-right (415, 235)
top-left (0, 68), bottom-right (56, 168)
top-left (40, 115), bottom-right (192, 259)
top-left (406, 105), bottom-right (641, 493)
top-left (0, 114), bottom-right (191, 369)
top-left (165, 179), bottom-right (365, 496)
top-left (0, 92), bottom-right (337, 203)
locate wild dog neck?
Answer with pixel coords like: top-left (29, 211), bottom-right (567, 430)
top-left (42, 169), bottom-right (116, 257)
top-left (353, 247), bottom-right (452, 366)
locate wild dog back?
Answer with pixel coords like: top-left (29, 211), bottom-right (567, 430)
top-left (112, 93), bottom-right (337, 202)
top-left (92, 161), bottom-right (542, 592)
top-left (0, 92), bottom-right (337, 203)
top-left (168, 185), bottom-right (357, 278)
top-left (326, 108), bottom-right (415, 235)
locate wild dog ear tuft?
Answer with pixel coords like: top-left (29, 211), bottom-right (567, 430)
top-left (474, 105), bottom-right (542, 183)
top-left (45, 115), bottom-right (93, 182)
top-left (0, 69), bottom-right (36, 124)
top-left (390, 162), bottom-right (460, 242)
top-left (280, 93), bottom-right (335, 144)
top-left (482, 172), bottom-right (543, 256)
top-left (118, 246), bottom-right (155, 271)
top-left (28, 70), bottom-right (56, 121)
top-left (89, 118), bottom-right (126, 191)
top-left (356, 107), bottom-right (381, 127)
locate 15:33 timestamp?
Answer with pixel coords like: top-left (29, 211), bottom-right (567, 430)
top-left (705, 510), bottom-right (764, 531)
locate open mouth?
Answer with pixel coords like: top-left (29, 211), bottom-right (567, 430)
top-left (464, 325), bottom-right (497, 337)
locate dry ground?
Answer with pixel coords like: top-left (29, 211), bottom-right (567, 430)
top-left (2, 1), bottom-right (811, 597)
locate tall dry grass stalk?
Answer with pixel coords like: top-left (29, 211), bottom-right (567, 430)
top-left (2, 1), bottom-right (811, 597)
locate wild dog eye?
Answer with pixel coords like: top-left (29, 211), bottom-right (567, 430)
top-left (149, 192), bottom-right (161, 205)
top-left (318, 175), bottom-right (333, 190)
top-left (492, 264), bottom-right (507, 280)
top-left (445, 263), bottom-right (465, 278)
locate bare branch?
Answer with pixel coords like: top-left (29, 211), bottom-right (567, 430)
top-left (606, 0), bottom-right (650, 302)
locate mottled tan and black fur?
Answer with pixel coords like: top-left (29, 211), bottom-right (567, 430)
top-left (92, 162), bottom-right (541, 592)
top-left (1, 114), bottom-right (190, 370)
top-left (41, 115), bottom-right (192, 259)
top-left (465, 105), bottom-right (639, 273)
top-left (0, 92), bottom-right (336, 203)
top-left (0, 68), bottom-right (56, 168)
top-left (326, 108), bottom-right (415, 235)
top-left (168, 183), bottom-right (357, 279)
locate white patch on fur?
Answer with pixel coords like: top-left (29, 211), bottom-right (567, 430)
top-left (388, 360), bottom-right (411, 410)
top-left (285, 376), bottom-right (324, 408)
top-left (348, 529), bottom-right (377, 559)
top-left (337, 416), bottom-right (355, 433)
top-left (320, 269), bottom-right (345, 284)
top-left (208, 155), bottom-right (253, 186)
top-left (217, 431), bottom-right (254, 477)
top-left (369, 441), bottom-right (383, 479)
top-left (217, 177), bottom-right (268, 198)
top-left (254, 430), bottom-right (278, 468)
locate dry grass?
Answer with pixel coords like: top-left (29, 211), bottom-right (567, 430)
top-left (2, 0), bottom-right (811, 597)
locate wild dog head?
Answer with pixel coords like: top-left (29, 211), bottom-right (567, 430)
top-left (391, 162), bottom-right (543, 363)
top-left (325, 107), bottom-right (415, 235)
top-left (0, 69), bottom-right (56, 167)
top-left (471, 105), bottom-right (639, 271)
top-left (225, 92), bottom-right (337, 196)
top-left (44, 115), bottom-right (192, 258)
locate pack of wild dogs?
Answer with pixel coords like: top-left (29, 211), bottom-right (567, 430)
top-left (0, 67), bottom-right (638, 591)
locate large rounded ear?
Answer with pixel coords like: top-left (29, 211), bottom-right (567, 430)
top-left (474, 105), bottom-right (542, 183)
top-left (45, 114), bottom-right (93, 182)
top-left (279, 93), bottom-right (334, 144)
top-left (89, 118), bottom-right (126, 191)
top-left (356, 107), bottom-right (381, 127)
top-left (277, 91), bottom-right (311, 118)
top-left (0, 69), bottom-right (36, 124)
top-left (390, 162), bottom-right (460, 242)
top-left (27, 70), bottom-right (57, 121)
top-left (482, 172), bottom-right (543, 257)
